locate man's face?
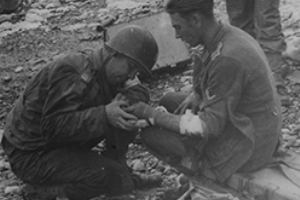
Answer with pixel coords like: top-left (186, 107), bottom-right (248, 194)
top-left (105, 55), bottom-right (139, 89)
top-left (170, 13), bottom-right (202, 47)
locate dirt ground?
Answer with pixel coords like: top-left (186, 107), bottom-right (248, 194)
top-left (1, 0), bottom-right (300, 199)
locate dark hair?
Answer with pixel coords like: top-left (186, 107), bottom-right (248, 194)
top-left (165, 0), bottom-right (214, 18)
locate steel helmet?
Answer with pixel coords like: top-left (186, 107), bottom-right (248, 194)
top-left (107, 25), bottom-right (159, 76)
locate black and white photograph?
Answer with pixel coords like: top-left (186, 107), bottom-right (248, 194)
top-left (1, 0), bottom-right (300, 199)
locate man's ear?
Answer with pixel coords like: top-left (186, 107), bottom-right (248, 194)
top-left (189, 12), bottom-right (202, 27)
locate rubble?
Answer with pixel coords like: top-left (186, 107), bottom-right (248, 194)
top-left (285, 36), bottom-right (300, 63)
top-left (131, 159), bottom-right (146, 172)
top-left (4, 186), bottom-right (21, 195)
top-left (14, 66), bottom-right (23, 73)
top-left (0, 160), bottom-right (10, 171)
top-left (2, 73), bottom-right (12, 82)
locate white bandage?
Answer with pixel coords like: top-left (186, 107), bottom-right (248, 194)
top-left (179, 109), bottom-right (205, 137)
top-left (134, 119), bottom-right (150, 128)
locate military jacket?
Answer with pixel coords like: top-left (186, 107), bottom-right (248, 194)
top-left (192, 23), bottom-right (281, 182)
top-left (3, 48), bottom-right (117, 151)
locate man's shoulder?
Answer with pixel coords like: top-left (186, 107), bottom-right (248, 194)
top-left (221, 25), bottom-right (262, 58)
top-left (48, 49), bottom-right (100, 83)
top-left (214, 26), bottom-right (267, 72)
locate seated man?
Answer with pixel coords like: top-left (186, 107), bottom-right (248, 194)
top-left (127, 0), bottom-right (281, 183)
top-left (1, 25), bottom-right (160, 200)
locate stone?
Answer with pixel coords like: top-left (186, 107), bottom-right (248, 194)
top-left (4, 186), bottom-right (22, 194)
top-left (280, 96), bottom-right (292, 107)
top-left (14, 66), bottom-right (23, 73)
top-left (107, 0), bottom-right (144, 10)
top-left (292, 139), bottom-right (300, 147)
top-left (288, 70), bottom-right (300, 84)
top-left (131, 159), bottom-right (146, 171)
top-left (183, 70), bottom-right (193, 76)
top-left (281, 128), bottom-right (291, 135)
top-left (25, 12), bottom-right (44, 23)
top-left (3, 73), bottom-right (12, 82)
top-left (29, 8), bottom-right (51, 19)
top-left (180, 76), bottom-right (192, 83)
top-left (164, 87), bottom-right (175, 94)
top-left (61, 23), bottom-right (86, 31)
top-left (282, 134), bottom-right (297, 141)
top-left (284, 36), bottom-right (300, 63)
top-left (180, 84), bottom-right (192, 94)
top-left (0, 160), bottom-right (10, 170)
top-left (45, 3), bottom-right (58, 9)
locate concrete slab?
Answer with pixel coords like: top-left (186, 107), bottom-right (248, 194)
top-left (227, 167), bottom-right (300, 200)
top-left (107, 12), bottom-right (190, 69)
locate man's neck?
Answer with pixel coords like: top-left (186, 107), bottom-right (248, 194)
top-left (201, 18), bottom-right (219, 49)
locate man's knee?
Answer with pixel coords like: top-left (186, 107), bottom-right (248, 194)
top-left (159, 92), bottom-right (187, 113)
top-left (141, 127), bottom-right (186, 158)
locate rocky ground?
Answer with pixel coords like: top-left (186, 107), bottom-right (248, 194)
top-left (1, 0), bottom-right (300, 199)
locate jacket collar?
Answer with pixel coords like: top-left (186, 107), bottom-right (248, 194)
top-left (204, 22), bottom-right (225, 54)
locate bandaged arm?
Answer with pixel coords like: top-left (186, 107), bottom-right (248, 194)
top-left (128, 102), bottom-right (207, 137)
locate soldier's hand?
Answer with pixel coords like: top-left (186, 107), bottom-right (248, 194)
top-left (105, 93), bottom-right (138, 131)
top-left (174, 93), bottom-right (199, 115)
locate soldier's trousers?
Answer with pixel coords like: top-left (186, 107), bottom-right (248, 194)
top-left (226, 0), bottom-right (286, 72)
top-left (1, 130), bottom-right (137, 200)
top-left (140, 92), bottom-right (210, 177)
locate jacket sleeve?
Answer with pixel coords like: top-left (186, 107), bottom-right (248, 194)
top-left (41, 62), bottom-right (110, 145)
top-left (198, 56), bottom-right (247, 137)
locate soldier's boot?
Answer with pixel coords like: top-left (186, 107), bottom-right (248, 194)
top-left (21, 184), bottom-right (68, 200)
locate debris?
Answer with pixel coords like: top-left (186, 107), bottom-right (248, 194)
top-left (180, 84), bottom-right (192, 94)
top-left (131, 159), bottom-right (146, 172)
top-left (0, 160), bottom-right (10, 171)
top-left (61, 23), bottom-right (86, 31)
top-left (2, 73), bottom-right (12, 82)
top-left (4, 185), bottom-right (22, 194)
top-left (288, 70), bottom-right (300, 83)
top-left (14, 66), bottom-right (23, 73)
top-left (132, 6), bottom-right (150, 16)
top-left (284, 36), bottom-right (300, 63)
top-left (291, 139), bottom-right (300, 147)
top-left (79, 32), bottom-right (102, 41)
top-left (99, 14), bottom-right (116, 27)
top-left (280, 95), bottom-right (292, 107)
top-left (282, 134), bottom-right (297, 141)
top-left (164, 87), bottom-right (175, 94)
top-left (180, 76), bottom-right (192, 83)
top-left (281, 128), bottom-right (291, 135)
top-left (106, 0), bottom-right (145, 10)
top-left (25, 12), bottom-right (45, 23)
